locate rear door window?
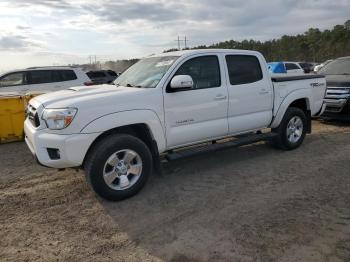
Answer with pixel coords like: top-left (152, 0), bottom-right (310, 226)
top-left (29, 70), bottom-right (53, 84)
top-left (29, 69), bottom-right (77, 84)
top-left (225, 55), bottom-right (263, 85)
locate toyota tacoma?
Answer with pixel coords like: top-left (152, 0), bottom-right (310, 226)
top-left (24, 49), bottom-right (326, 201)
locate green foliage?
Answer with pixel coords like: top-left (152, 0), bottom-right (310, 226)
top-left (163, 48), bottom-right (179, 53)
top-left (165, 21), bottom-right (350, 62)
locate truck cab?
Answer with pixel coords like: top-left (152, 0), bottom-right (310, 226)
top-left (24, 49), bottom-right (326, 201)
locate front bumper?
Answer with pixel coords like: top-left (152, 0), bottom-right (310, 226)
top-left (322, 98), bottom-right (350, 120)
top-left (24, 119), bottom-right (100, 169)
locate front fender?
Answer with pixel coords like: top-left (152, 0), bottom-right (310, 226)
top-left (271, 89), bottom-right (311, 128)
top-left (80, 109), bottom-right (167, 152)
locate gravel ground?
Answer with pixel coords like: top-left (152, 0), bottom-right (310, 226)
top-left (0, 120), bottom-right (350, 262)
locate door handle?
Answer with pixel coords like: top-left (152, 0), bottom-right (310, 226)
top-left (214, 94), bottom-right (227, 101)
top-left (259, 89), bottom-right (269, 95)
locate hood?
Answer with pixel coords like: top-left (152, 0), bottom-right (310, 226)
top-left (28, 83), bottom-right (162, 134)
top-left (325, 75), bottom-right (350, 87)
top-left (33, 84), bottom-right (144, 108)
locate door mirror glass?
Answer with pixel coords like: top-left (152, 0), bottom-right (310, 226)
top-left (170, 75), bottom-right (194, 90)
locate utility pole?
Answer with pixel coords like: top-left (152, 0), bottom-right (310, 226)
top-left (175, 36), bottom-right (181, 50)
top-left (174, 36), bottom-right (189, 50)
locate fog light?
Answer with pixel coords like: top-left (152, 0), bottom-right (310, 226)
top-left (47, 148), bottom-right (60, 160)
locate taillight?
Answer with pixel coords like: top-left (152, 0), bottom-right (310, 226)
top-left (84, 81), bottom-right (95, 86)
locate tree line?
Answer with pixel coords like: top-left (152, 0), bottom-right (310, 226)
top-left (165, 20), bottom-right (350, 63)
top-left (81, 20), bottom-right (350, 73)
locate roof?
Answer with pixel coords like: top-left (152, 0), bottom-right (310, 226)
top-left (269, 61), bottom-right (300, 64)
top-left (149, 48), bottom-right (262, 58)
top-left (0, 66), bottom-right (83, 76)
top-left (337, 56), bottom-right (350, 60)
top-left (26, 66), bottom-right (81, 70)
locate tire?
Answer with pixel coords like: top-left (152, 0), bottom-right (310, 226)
top-left (271, 107), bottom-right (307, 150)
top-left (84, 134), bottom-right (153, 201)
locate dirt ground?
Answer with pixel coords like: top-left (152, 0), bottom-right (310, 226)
top-left (1, 120), bottom-right (350, 262)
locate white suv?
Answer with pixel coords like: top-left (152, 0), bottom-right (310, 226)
top-left (0, 67), bottom-right (91, 94)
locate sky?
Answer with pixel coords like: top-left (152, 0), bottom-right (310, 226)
top-left (0, 0), bottom-right (349, 72)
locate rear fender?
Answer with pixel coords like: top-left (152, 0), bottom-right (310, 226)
top-left (271, 89), bottom-right (311, 129)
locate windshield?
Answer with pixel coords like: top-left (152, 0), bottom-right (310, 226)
top-left (115, 56), bottom-right (179, 88)
top-left (319, 58), bottom-right (350, 75)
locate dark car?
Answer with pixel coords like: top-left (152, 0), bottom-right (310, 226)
top-left (298, 62), bottom-right (316, 73)
top-left (86, 70), bottom-right (119, 85)
top-left (319, 56), bottom-right (350, 120)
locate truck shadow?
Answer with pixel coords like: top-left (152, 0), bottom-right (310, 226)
top-left (319, 118), bottom-right (350, 126)
top-left (98, 140), bottom-right (310, 261)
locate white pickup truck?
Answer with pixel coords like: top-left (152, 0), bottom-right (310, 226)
top-left (24, 49), bottom-right (326, 201)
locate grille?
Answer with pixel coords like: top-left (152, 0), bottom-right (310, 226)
top-left (325, 88), bottom-right (350, 100)
top-left (324, 87), bottom-right (350, 113)
top-left (325, 106), bottom-right (343, 113)
top-left (27, 104), bottom-right (40, 127)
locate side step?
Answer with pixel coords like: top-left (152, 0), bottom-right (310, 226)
top-left (165, 132), bottom-right (278, 161)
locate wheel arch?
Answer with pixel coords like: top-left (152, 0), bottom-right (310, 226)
top-left (82, 123), bottom-right (160, 169)
top-left (271, 96), bottom-right (312, 132)
top-left (288, 98), bottom-right (311, 133)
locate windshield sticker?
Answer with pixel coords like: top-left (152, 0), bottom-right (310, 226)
top-left (155, 60), bottom-right (174, 67)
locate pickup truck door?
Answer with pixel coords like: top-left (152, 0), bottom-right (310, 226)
top-left (163, 55), bottom-right (229, 148)
top-left (224, 54), bottom-right (273, 134)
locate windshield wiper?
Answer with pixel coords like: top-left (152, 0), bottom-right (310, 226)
top-left (126, 83), bottom-right (142, 88)
top-left (114, 83), bottom-right (143, 88)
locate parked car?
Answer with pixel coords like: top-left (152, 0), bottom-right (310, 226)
top-left (298, 62), bottom-right (316, 73)
top-left (314, 60), bottom-right (333, 72)
top-left (268, 61), bottom-right (305, 74)
top-left (86, 70), bottom-right (119, 85)
top-left (319, 56), bottom-right (350, 120)
top-left (268, 62), bottom-right (287, 73)
top-left (0, 67), bottom-right (91, 94)
top-left (24, 49), bottom-right (326, 201)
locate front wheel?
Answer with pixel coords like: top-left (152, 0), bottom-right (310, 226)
top-left (271, 107), bottom-right (307, 150)
top-left (84, 134), bottom-right (153, 201)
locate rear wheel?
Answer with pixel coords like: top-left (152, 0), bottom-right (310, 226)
top-left (85, 134), bottom-right (153, 201)
top-left (271, 107), bottom-right (307, 150)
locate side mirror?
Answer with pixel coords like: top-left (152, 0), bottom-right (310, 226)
top-left (170, 75), bottom-right (193, 91)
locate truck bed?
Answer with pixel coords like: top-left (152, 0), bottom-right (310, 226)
top-left (270, 73), bottom-right (326, 126)
top-left (271, 74), bottom-right (325, 82)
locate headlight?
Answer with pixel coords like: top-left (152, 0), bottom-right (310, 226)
top-left (42, 108), bottom-right (77, 130)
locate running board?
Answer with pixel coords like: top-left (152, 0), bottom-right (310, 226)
top-left (165, 132), bottom-right (278, 161)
